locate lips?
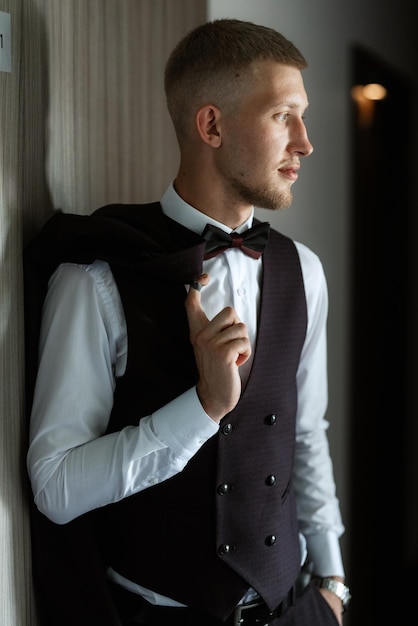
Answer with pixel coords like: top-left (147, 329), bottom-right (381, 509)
top-left (279, 166), bottom-right (299, 181)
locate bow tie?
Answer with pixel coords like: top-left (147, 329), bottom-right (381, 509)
top-left (202, 222), bottom-right (270, 260)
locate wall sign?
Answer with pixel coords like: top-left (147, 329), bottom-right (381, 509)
top-left (0, 11), bottom-right (11, 73)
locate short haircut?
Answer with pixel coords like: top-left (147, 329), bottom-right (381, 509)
top-left (164, 18), bottom-right (307, 142)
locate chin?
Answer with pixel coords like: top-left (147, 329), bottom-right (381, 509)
top-left (265, 191), bottom-right (293, 211)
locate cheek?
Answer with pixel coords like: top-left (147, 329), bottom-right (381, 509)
top-left (222, 131), bottom-right (253, 170)
top-left (250, 124), bottom-right (286, 158)
top-left (222, 121), bottom-right (285, 171)
top-left (266, 125), bottom-right (288, 152)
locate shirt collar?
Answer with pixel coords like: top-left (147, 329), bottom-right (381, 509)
top-left (160, 182), bottom-right (254, 236)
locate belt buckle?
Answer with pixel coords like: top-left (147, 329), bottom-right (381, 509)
top-left (231, 601), bottom-right (273, 626)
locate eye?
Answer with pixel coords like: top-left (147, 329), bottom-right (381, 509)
top-left (275, 112), bottom-right (290, 122)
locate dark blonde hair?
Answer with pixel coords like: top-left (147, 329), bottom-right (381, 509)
top-left (165, 18), bottom-right (307, 142)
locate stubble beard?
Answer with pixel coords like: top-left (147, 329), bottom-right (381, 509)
top-left (230, 178), bottom-right (293, 211)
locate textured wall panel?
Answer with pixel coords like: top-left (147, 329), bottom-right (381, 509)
top-left (1, 1), bottom-right (206, 624)
top-left (39, 0), bottom-right (207, 218)
top-left (0, 0), bottom-right (39, 623)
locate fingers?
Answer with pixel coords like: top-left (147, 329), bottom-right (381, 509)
top-left (188, 272), bottom-right (210, 296)
top-left (190, 281), bottom-right (203, 292)
top-left (208, 309), bottom-right (251, 365)
top-left (185, 273), bottom-right (210, 340)
top-left (185, 273), bottom-right (251, 421)
top-left (185, 273), bottom-right (251, 364)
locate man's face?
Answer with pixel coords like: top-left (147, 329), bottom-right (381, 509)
top-left (217, 61), bottom-right (313, 211)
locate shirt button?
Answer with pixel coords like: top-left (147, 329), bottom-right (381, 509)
top-left (236, 286), bottom-right (246, 297)
top-left (265, 475), bottom-right (276, 486)
top-left (265, 535), bottom-right (277, 546)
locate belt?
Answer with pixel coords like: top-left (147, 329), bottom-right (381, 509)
top-left (228, 591), bottom-right (294, 626)
top-left (228, 570), bottom-right (311, 626)
top-left (111, 569), bottom-right (311, 626)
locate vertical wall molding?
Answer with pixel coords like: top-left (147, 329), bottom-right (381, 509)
top-left (0, 0), bottom-right (39, 623)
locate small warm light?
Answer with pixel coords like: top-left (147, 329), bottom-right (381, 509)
top-left (351, 83), bottom-right (388, 102)
top-left (362, 83), bottom-right (387, 101)
top-left (351, 83), bottom-right (388, 127)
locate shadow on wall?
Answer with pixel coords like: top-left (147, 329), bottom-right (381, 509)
top-left (20, 0), bottom-right (54, 247)
top-left (19, 1), bottom-right (54, 622)
top-left (1, 1), bottom-right (54, 624)
top-left (349, 43), bottom-right (416, 626)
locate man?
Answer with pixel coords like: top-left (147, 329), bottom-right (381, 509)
top-left (25, 18), bottom-right (350, 626)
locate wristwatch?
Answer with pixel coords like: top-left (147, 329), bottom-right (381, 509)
top-left (313, 577), bottom-right (351, 612)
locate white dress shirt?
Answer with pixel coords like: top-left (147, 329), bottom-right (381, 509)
top-left (27, 183), bottom-right (345, 605)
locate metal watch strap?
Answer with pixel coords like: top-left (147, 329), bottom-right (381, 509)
top-left (313, 577), bottom-right (351, 612)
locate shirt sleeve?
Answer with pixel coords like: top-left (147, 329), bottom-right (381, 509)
top-left (27, 261), bottom-right (218, 525)
top-left (293, 242), bottom-right (346, 578)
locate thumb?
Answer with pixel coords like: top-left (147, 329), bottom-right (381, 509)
top-left (185, 273), bottom-right (210, 339)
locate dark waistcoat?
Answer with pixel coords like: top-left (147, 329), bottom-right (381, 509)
top-left (23, 203), bottom-right (307, 624)
top-left (102, 216), bottom-right (308, 621)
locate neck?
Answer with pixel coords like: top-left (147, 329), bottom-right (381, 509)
top-left (174, 173), bottom-right (253, 230)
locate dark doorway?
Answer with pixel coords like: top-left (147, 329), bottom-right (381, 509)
top-left (349, 45), bottom-right (414, 625)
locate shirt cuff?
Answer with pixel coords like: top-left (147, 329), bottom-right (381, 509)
top-left (151, 387), bottom-right (219, 461)
top-left (305, 532), bottom-right (346, 578)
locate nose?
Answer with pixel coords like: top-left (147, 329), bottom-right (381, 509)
top-left (289, 118), bottom-right (314, 157)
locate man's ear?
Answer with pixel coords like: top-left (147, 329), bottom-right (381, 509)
top-left (195, 105), bottom-right (222, 148)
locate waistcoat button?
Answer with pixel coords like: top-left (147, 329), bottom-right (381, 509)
top-left (265, 474), bottom-right (276, 486)
top-left (264, 414), bottom-right (277, 425)
top-left (222, 423), bottom-right (233, 435)
top-left (218, 543), bottom-right (235, 556)
top-left (265, 535), bottom-right (276, 546)
top-left (217, 483), bottom-right (231, 496)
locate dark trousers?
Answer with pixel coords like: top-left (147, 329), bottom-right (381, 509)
top-left (111, 582), bottom-right (339, 626)
top-left (274, 583), bottom-right (339, 625)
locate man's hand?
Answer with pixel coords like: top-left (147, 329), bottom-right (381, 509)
top-left (317, 588), bottom-right (343, 625)
top-left (185, 273), bottom-right (251, 423)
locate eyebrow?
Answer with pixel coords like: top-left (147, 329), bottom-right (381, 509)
top-left (267, 101), bottom-right (309, 116)
top-left (272, 101), bottom-right (309, 109)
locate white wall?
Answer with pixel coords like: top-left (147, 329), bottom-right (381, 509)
top-left (209, 0), bottom-right (418, 579)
